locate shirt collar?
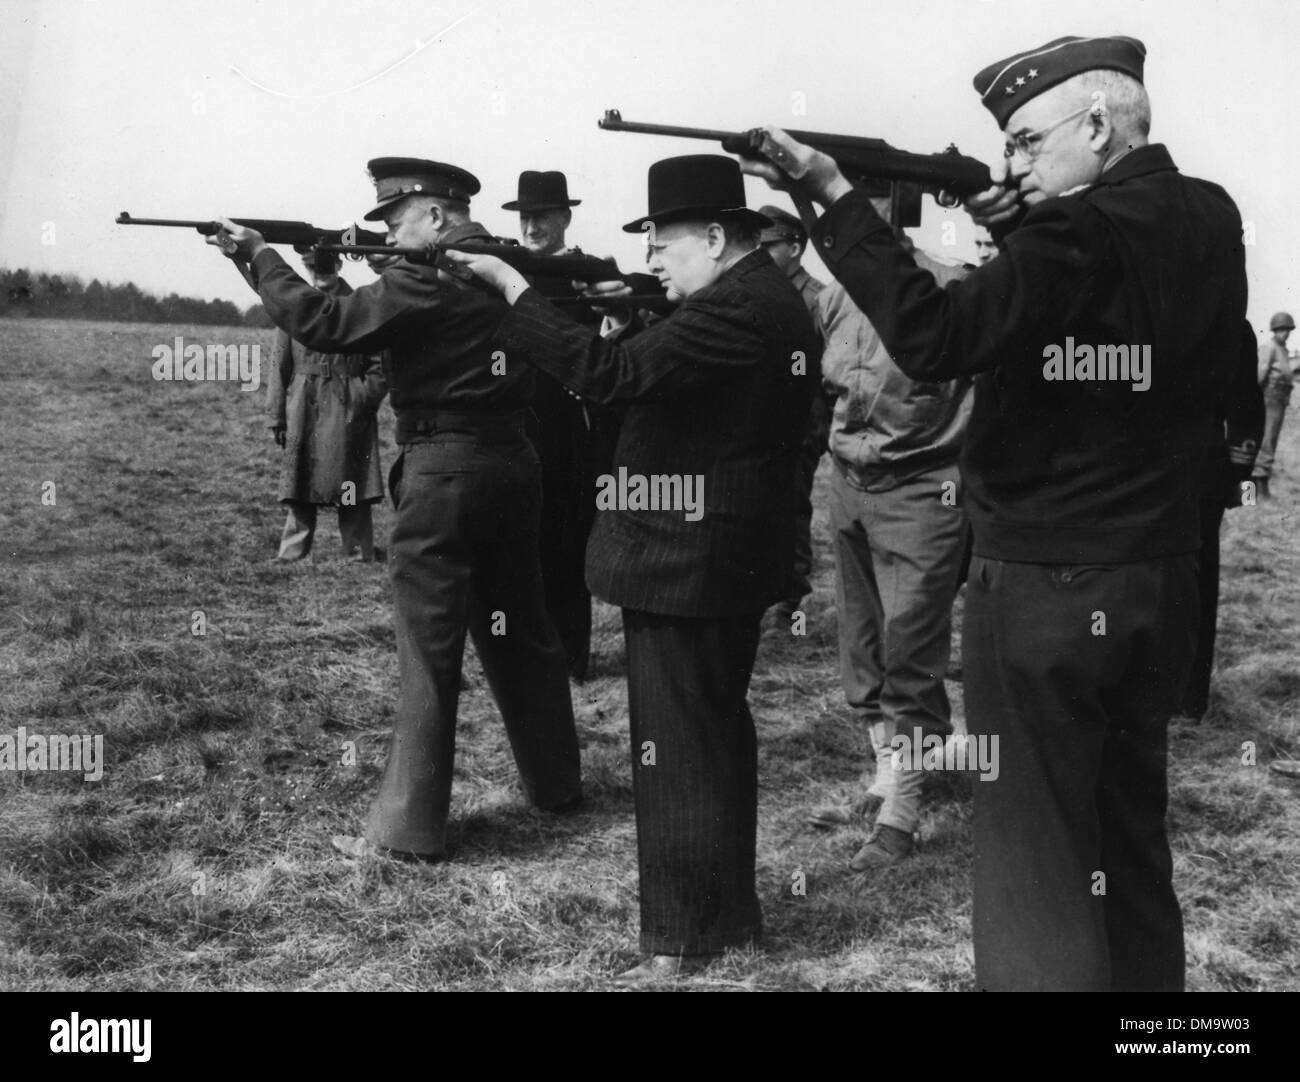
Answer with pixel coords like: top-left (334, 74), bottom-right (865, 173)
top-left (1094, 143), bottom-right (1176, 186)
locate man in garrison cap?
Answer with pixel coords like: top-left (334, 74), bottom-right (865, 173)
top-left (743, 35), bottom-right (1252, 991)
top-left (447, 155), bottom-right (816, 984)
top-left (755, 204), bottom-right (828, 635)
top-left (504, 171), bottom-right (622, 681)
top-left (208, 157), bottom-right (581, 860)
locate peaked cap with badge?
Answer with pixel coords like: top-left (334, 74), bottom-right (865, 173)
top-left (363, 158), bottom-right (481, 221)
top-left (757, 204), bottom-right (808, 244)
top-left (973, 35), bottom-right (1146, 127)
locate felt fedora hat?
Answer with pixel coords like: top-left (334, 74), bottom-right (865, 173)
top-left (502, 170), bottom-right (582, 212)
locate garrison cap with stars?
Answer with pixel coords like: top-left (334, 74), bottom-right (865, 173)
top-left (974, 35), bottom-right (1146, 128)
top-left (362, 158), bottom-right (481, 221)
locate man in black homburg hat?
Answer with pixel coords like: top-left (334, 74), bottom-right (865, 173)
top-left (742, 35), bottom-right (1254, 991)
top-left (504, 170), bottom-right (621, 681)
top-left (448, 155), bottom-right (816, 984)
top-left (207, 158), bottom-right (581, 861)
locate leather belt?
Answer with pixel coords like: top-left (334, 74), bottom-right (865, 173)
top-left (396, 409), bottom-right (528, 445)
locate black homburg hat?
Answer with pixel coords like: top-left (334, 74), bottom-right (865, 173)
top-left (622, 155), bottom-right (771, 234)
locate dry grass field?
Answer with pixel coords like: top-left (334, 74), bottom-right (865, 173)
top-left (1, 316), bottom-right (1297, 992)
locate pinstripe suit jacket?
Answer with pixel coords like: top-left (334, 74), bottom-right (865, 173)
top-left (494, 248), bottom-right (817, 618)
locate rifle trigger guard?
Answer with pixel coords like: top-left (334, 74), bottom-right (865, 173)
top-left (935, 189), bottom-right (960, 209)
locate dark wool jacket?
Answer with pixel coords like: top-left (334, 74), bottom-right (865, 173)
top-left (812, 145), bottom-right (1248, 564)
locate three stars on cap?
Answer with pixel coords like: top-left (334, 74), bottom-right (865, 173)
top-left (1005, 68), bottom-right (1042, 95)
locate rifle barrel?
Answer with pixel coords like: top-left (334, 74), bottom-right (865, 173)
top-left (598, 112), bottom-right (737, 142)
top-left (117, 212), bottom-right (220, 233)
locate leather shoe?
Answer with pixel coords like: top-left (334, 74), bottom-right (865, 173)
top-left (330, 834), bottom-right (444, 863)
top-left (807, 793), bottom-right (881, 829)
top-left (611, 953), bottom-right (715, 986)
top-left (539, 793), bottom-right (584, 815)
top-left (848, 823), bottom-right (915, 871)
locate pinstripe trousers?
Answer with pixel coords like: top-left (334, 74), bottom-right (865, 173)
top-left (623, 608), bottom-right (764, 956)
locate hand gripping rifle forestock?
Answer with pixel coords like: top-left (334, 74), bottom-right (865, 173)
top-left (315, 240), bottom-right (673, 312)
top-left (597, 111), bottom-right (993, 209)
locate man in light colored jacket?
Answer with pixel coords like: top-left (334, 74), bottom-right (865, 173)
top-left (808, 219), bottom-right (972, 870)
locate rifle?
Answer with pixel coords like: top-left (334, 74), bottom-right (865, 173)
top-left (117, 212), bottom-right (671, 312)
top-left (116, 212), bottom-right (388, 252)
top-left (316, 241), bottom-right (672, 313)
top-left (597, 110), bottom-right (994, 226)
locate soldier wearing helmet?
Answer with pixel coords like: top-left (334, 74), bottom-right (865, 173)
top-left (1253, 311), bottom-right (1296, 499)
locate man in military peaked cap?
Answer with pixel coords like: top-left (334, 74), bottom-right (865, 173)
top-left (208, 156), bottom-right (581, 861)
top-left (447, 154), bottom-right (816, 985)
top-left (361, 157), bottom-right (480, 219)
top-left (741, 34), bottom-right (1254, 992)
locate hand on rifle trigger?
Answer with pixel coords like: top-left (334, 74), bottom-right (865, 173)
top-left (962, 157), bottom-right (1019, 228)
top-left (737, 127), bottom-right (853, 208)
top-left (575, 278), bottom-right (633, 324)
top-left (365, 249), bottom-right (400, 272)
top-left (438, 250), bottom-right (530, 304)
top-left (204, 218), bottom-right (266, 262)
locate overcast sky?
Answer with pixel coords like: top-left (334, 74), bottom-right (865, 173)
top-left (0, 0), bottom-right (1294, 332)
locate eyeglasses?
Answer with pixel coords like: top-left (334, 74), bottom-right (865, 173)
top-left (646, 234), bottom-right (698, 258)
top-left (1003, 103), bottom-right (1097, 162)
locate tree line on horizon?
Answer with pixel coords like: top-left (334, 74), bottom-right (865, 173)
top-left (0, 267), bottom-right (274, 327)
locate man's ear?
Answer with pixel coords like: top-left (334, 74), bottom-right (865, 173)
top-left (560, 208), bottom-right (573, 230)
top-left (705, 221), bottom-right (727, 256)
top-left (1088, 108), bottom-right (1114, 155)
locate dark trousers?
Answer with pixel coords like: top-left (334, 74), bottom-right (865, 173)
top-left (964, 554), bottom-right (1197, 991)
top-left (530, 381), bottom-right (620, 681)
top-left (1182, 500), bottom-right (1225, 719)
top-left (365, 432), bottom-right (581, 856)
top-left (623, 609), bottom-right (764, 955)
top-left (788, 394), bottom-right (832, 604)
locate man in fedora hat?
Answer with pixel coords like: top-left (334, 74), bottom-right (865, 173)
top-left (504, 170), bottom-right (581, 257)
top-left (448, 154), bottom-right (816, 983)
top-left (742, 35), bottom-right (1250, 991)
top-left (207, 157), bottom-right (581, 862)
top-left (504, 170), bottom-right (621, 681)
